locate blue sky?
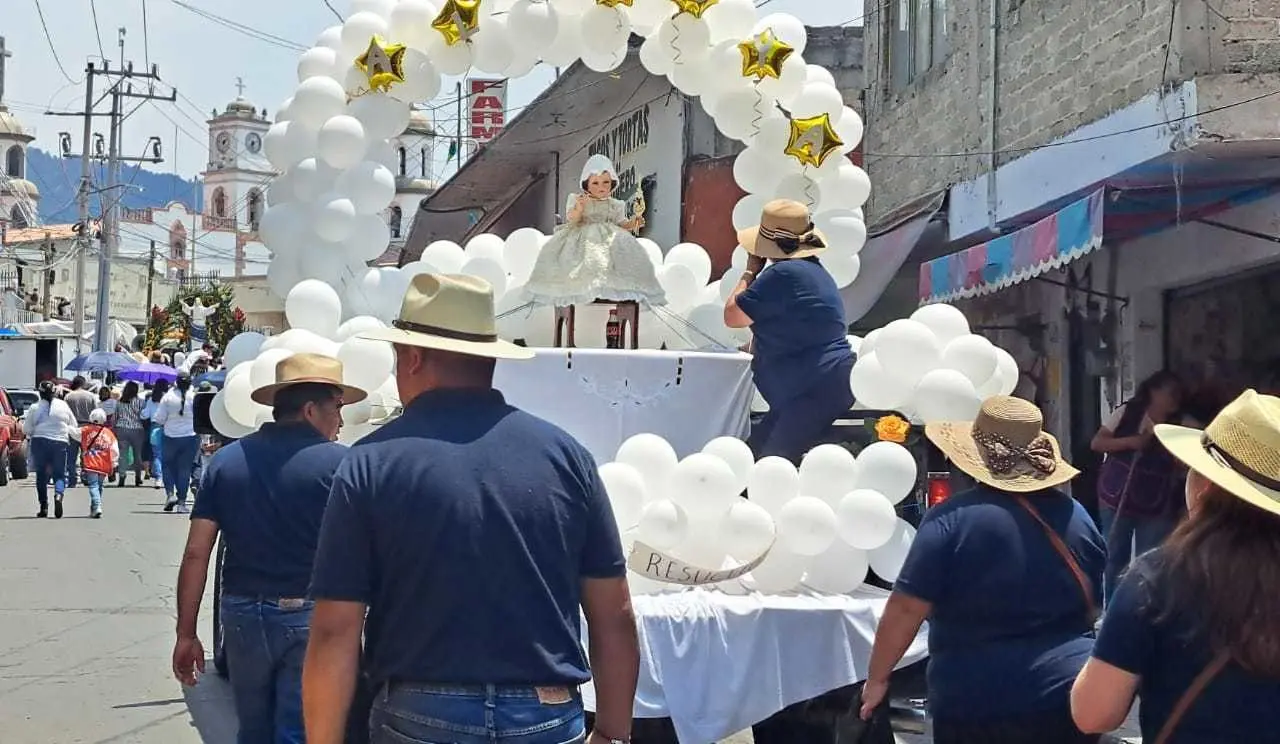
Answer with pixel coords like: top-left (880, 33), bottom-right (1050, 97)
top-left (7, 0), bottom-right (860, 181)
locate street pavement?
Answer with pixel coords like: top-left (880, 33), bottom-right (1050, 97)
top-left (0, 478), bottom-right (1140, 743)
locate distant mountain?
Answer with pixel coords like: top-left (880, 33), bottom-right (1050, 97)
top-left (27, 147), bottom-right (203, 225)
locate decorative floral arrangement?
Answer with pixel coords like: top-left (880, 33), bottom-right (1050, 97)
top-left (144, 283), bottom-right (244, 351)
top-left (873, 414), bottom-right (912, 444)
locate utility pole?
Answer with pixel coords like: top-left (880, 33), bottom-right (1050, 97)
top-left (40, 234), bottom-right (53, 321)
top-left (144, 239), bottom-right (156, 335)
top-left (73, 63), bottom-right (96, 354)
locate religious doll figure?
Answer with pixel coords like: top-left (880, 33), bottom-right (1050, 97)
top-left (180, 298), bottom-right (217, 351)
top-left (524, 155), bottom-right (667, 307)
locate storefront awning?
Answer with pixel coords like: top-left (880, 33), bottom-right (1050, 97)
top-left (919, 189), bottom-right (1104, 304)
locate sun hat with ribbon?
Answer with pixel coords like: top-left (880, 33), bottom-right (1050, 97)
top-left (360, 273), bottom-right (535, 361)
top-left (926, 396), bottom-right (1080, 493)
top-left (737, 199), bottom-right (829, 260)
top-left (1155, 389), bottom-right (1280, 518)
top-left (250, 353), bottom-right (369, 406)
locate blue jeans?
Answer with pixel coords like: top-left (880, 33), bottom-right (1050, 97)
top-left (161, 434), bottom-right (199, 503)
top-left (1099, 506), bottom-right (1177, 606)
top-left (221, 595), bottom-right (312, 744)
top-left (149, 424), bottom-right (164, 483)
top-left (31, 437), bottom-right (68, 508)
top-left (750, 359), bottom-right (856, 465)
top-left (370, 684), bottom-right (586, 744)
top-left (85, 472), bottom-right (105, 512)
top-left (65, 437), bottom-right (80, 487)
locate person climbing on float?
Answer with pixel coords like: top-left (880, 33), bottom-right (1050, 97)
top-left (524, 154), bottom-right (667, 307)
top-left (723, 199), bottom-right (856, 464)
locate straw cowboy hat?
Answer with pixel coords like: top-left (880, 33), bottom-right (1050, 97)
top-left (737, 199), bottom-right (829, 261)
top-left (250, 353), bottom-right (369, 406)
top-left (360, 273), bottom-right (535, 360)
top-left (926, 396), bottom-right (1080, 493)
top-left (1156, 389), bottom-right (1280, 518)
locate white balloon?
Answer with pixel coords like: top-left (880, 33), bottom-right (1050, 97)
top-left (639, 34), bottom-right (673, 76)
top-left (994, 346), bottom-right (1020, 395)
top-left (754, 12), bottom-right (808, 54)
top-left (420, 240), bottom-right (467, 273)
top-left (224, 371), bottom-right (267, 428)
top-left (878, 319), bottom-right (942, 373)
top-left (298, 46), bottom-right (340, 82)
top-left (460, 256), bottom-right (508, 298)
top-left (701, 436), bottom-right (755, 492)
top-left (580, 5), bottom-right (630, 54)
top-left (341, 397), bottom-right (374, 426)
top-left (665, 243), bottom-right (713, 287)
top-left (774, 172), bottom-right (821, 210)
top-left (776, 496), bottom-right (838, 556)
top-left (745, 547), bottom-right (809, 594)
top-left (335, 315), bottom-right (387, 342)
top-left (910, 303), bottom-right (972, 345)
top-left (868, 519), bottom-right (916, 582)
top-left (636, 237), bottom-right (663, 268)
top-left (263, 121), bottom-right (319, 171)
top-left (657, 14), bottom-right (711, 62)
top-left (704, 0), bottom-right (757, 42)
top-left (756, 54), bottom-right (806, 108)
top-left (915, 369), bottom-right (982, 423)
top-left (616, 433), bottom-right (679, 498)
top-left (286, 279), bottom-right (343, 339)
top-left (819, 161), bottom-right (871, 212)
top-left (250, 348), bottom-right (297, 390)
top-left (732, 193), bottom-right (769, 230)
top-left (223, 332), bottom-right (266, 369)
top-left (816, 209), bottom-right (868, 253)
top-left (657, 264), bottom-right (701, 313)
top-left (581, 43), bottom-right (627, 72)
top-left (718, 501), bottom-right (776, 561)
top-left (314, 193), bottom-right (359, 242)
top-left (819, 252), bottom-right (860, 289)
top-left (855, 441), bottom-right (918, 505)
top-left (315, 25), bottom-right (344, 50)
top-left (539, 9), bottom-right (583, 67)
top-left (257, 204), bottom-right (307, 256)
top-left (290, 157), bottom-right (340, 203)
top-left (684, 303), bottom-right (745, 349)
top-left (713, 87), bottom-right (768, 142)
top-left (291, 76), bottom-right (349, 128)
top-left (503, 228), bottom-right (544, 284)
top-left (389, 0), bottom-right (442, 49)
top-left (799, 443), bottom-right (860, 507)
top-left (317, 115), bottom-right (369, 169)
top-left (600, 462), bottom-right (649, 532)
top-left (628, 0), bottom-right (671, 34)
top-left (465, 233), bottom-right (506, 262)
top-left (834, 106), bottom-right (864, 153)
top-left (803, 539), bottom-right (870, 594)
top-left (849, 353), bottom-right (913, 409)
top-left (732, 146), bottom-right (778, 195)
top-left (508, 0), bottom-right (560, 46)
top-left (941, 334), bottom-right (999, 387)
top-left (340, 12), bottom-right (390, 59)
top-left (347, 94), bottom-right (411, 141)
top-left (344, 212), bottom-right (393, 262)
top-left (391, 52), bottom-right (443, 104)
top-left (337, 161), bottom-right (396, 215)
top-left (637, 500), bottom-right (688, 551)
top-left (337, 335), bottom-right (394, 393)
top-left (670, 453), bottom-right (740, 526)
top-left (791, 82), bottom-right (844, 120)
top-left (350, 0), bottom-right (394, 17)
top-left (428, 36), bottom-right (475, 75)
top-left (210, 391), bottom-right (256, 440)
top-left (836, 489), bottom-right (899, 550)
top-left (471, 17), bottom-right (515, 74)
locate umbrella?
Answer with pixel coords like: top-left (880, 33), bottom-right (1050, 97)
top-left (119, 362), bottom-right (180, 385)
top-left (194, 368), bottom-right (227, 390)
top-left (65, 351), bottom-right (140, 373)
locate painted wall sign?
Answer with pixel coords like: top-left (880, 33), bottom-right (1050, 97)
top-left (469, 78), bottom-right (508, 144)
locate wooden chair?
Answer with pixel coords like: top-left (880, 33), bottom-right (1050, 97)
top-left (554, 300), bottom-right (640, 349)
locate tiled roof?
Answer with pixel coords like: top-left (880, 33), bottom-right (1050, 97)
top-left (2, 222), bottom-right (98, 246)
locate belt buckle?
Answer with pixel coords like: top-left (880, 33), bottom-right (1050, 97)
top-left (534, 686), bottom-right (571, 705)
top-left (278, 598), bottom-right (306, 610)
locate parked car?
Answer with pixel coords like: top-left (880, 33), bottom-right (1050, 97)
top-left (0, 388), bottom-right (30, 484)
top-left (6, 388), bottom-right (39, 418)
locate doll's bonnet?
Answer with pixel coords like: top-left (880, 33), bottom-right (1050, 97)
top-left (580, 154), bottom-right (619, 186)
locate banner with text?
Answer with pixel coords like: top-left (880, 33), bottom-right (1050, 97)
top-left (626, 540), bottom-right (774, 586)
top-left (468, 78), bottom-right (508, 146)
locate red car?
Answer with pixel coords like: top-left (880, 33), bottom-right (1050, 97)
top-left (0, 389), bottom-right (30, 485)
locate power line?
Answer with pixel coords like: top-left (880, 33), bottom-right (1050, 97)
top-left (89, 0), bottom-right (108, 59)
top-left (168, 0), bottom-right (309, 52)
top-left (31, 0), bottom-right (80, 84)
top-left (322, 0), bottom-right (344, 22)
top-left (142, 0), bottom-right (153, 70)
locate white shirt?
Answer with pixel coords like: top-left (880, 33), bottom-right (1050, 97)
top-left (153, 389), bottom-right (197, 438)
top-left (22, 399), bottom-right (79, 442)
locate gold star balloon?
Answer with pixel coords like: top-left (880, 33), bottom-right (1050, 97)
top-left (739, 29), bottom-right (794, 80)
top-left (355, 36), bottom-right (408, 93)
top-left (595, 0), bottom-right (635, 6)
top-left (784, 113), bottom-right (845, 168)
top-left (671, 0), bottom-right (719, 19)
top-left (432, 0), bottom-right (481, 46)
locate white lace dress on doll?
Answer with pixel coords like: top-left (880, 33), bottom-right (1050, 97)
top-left (524, 194), bottom-right (668, 307)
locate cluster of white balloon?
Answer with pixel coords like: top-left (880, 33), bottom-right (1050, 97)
top-left (601, 432), bottom-right (918, 596)
top-left (255, 0), bottom-right (866, 320)
top-left (207, 281), bottom-right (401, 439)
top-left (851, 303), bottom-right (1021, 423)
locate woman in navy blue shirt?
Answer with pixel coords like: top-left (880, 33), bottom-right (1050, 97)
top-left (724, 199), bottom-right (855, 463)
top-left (860, 396), bottom-right (1104, 744)
top-left (1073, 389), bottom-right (1280, 743)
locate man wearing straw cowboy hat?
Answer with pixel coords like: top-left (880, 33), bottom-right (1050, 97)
top-left (723, 199), bottom-right (856, 464)
top-left (304, 273), bottom-right (640, 744)
top-left (172, 353), bottom-right (365, 744)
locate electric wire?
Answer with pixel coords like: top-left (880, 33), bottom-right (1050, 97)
top-left (32, 0), bottom-right (81, 85)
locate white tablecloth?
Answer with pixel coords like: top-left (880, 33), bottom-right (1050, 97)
top-left (495, 348), bottom-right (754, 465)
top-left (579, 587), bottom-right (930, 744)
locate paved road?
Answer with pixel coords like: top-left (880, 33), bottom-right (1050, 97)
top-left (0, 478), bottom-right (1137, 743)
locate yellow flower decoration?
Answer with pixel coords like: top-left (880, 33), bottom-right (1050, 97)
top-left (875, 415), bottom-right (911, 444)
top-left (355, 36), bottom-right (408, 94)
top-left (432, 0), bottom-right (482, 46)
top-left (739, 29), bottom-right (794, 81)
top-left (596, 0), bottom-right (635, 6)
top-left (784, 113), bottom-right (844, 168)
top-left (671, 0), bottom-right (719, 18)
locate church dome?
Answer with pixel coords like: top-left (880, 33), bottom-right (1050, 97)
top-left (0, 106), bottom-right (33, 139)
top-left (221, 96), bottom-right (260, 118)
top-left (404, 109), bottom-right (436, 136)
top-left (1, 178), bottom-right (40, 199)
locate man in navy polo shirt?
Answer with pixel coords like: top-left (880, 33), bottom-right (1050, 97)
top-left (303, 274), bottom-right (640, 744)
top-left (172, 354), bottom-right (367, 744)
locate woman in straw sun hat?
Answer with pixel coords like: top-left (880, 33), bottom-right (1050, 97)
top-left (1072, 389), bottom-right (1280, 744)
top-left (723, 199), bottom-right (855, 464)
top-left (860, 395), bottom-right (1104, 744)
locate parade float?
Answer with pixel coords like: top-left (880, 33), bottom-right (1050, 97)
top-left (203, 0), bottom-right (1023, 738)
